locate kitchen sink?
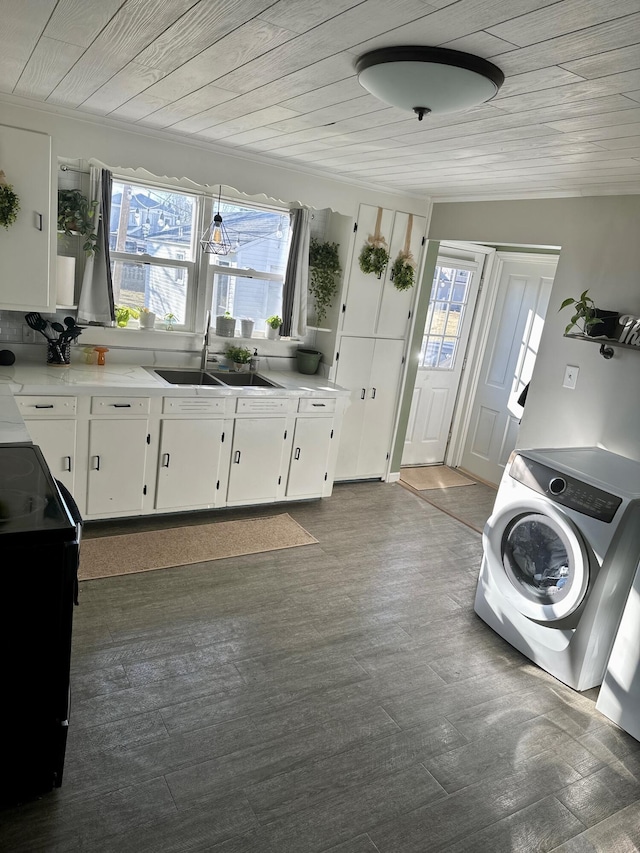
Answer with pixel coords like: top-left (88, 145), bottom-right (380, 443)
top-left (150, 368), bottom-right (281, 388)
top-left (207, 371), bottom-right (281, 388)
top-left (152, 369), bottom-right (225, 386)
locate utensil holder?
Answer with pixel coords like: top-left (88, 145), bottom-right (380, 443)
top-left (46, 341), bottom-right (71, 365)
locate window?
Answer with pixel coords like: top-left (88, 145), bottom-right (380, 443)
top-left (208, 200), bottom-right (291, 335)
top-left (109, 180), bottom-right (199, 328)
top-left (419, 265), bottom-right (473, 369)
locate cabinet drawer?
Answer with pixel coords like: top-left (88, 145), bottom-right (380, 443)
top-left (162, 396), bottom-right (226, 415)
top-left (297, 397), bottom-right (336, 414)
top-left (91, 396), bottom-right (150, 414)
top-left (236, 397), bottom-right (288, 414)
top-left (17, 396), bottom-right (77, 416)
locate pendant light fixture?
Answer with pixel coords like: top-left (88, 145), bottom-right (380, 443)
top-left (356, 46), bottom-right (504, 120)
top-left (200, 185), bottom-right (233, 255)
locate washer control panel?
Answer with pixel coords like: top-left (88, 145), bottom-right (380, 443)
top-left (510, 454), bottom-right (622, 522)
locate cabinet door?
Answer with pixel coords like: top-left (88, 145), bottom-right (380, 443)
top-left (377, 212), bottom-right (426, 339)
top-left (24, 419), bottom-right (76, 494)
top-left (341, 204), bottom-right (395, 336)
top-left (0, 124), bottom-right (52, 311)
top-left (155, 419), bottom-right (225, 510)
top-left (286, 417), bottom-right (333, 498)
top-left (227, 417), bottom-right (287, 504)
top-left (87, 419), bottom-right (148, 516)
top-left (357, 338), bottom-right (406, 477)
top-left (334, 337), bottom-right (376, 480)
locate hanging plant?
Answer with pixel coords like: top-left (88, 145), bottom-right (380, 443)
top-left (0, 171), bottom-right (20, 230)
top-left (309, 238), bottom-right (341, 325)
top-left (57, 188), bottom-right (99, 254)
top-left (358, 206), bottom-right (389, 278)
top-left (391, 252), bottom-right (416, 291)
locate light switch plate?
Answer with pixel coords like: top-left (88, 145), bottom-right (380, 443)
top-left (563, 365), bottom-right (579, 389)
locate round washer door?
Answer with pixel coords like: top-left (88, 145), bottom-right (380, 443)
top-left (486, 500), bottom-right (591, 621)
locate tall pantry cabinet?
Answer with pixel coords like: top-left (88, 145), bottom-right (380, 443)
top-left (333, 203), bottom-right (426, 481)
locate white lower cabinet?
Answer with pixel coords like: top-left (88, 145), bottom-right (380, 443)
top-left (227, 417), bottom-right (287, 505)
top-left (23, 419), bottom-right (77, 494)
top-left (87, 418), bottom-right (149, 516)
top-left (335, 336), bottom-right (405, 480)
top-left (286, 417), bottom-right (333, 498)
top-left (155, 418), bottom-right (228, 511)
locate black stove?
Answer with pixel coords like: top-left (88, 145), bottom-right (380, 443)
top-left (0, 442), bottom-right (81, 803)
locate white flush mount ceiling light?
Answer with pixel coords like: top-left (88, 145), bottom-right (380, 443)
top-left (356, 46), bottom-right (505, 120)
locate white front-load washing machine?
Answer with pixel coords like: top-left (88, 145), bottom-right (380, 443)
top-left (475, 447), bottom-right (640, 691)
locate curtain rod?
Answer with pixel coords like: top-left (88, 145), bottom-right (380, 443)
top-left (59, 164), bottom-right (90, 174)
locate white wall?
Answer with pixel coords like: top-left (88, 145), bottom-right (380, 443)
top-left (0, 99), bottom-right (428, 218)
top-left (429, 196), bottom-right (640, 463)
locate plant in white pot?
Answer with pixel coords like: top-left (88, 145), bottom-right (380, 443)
top-left (138, 307), bottom-right (156, 329)
top-left (266, 315), bottom-right (282, 340)
top-left (226, 344), bottom-right (252, 372)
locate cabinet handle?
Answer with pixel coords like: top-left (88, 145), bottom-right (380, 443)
top-left (294, 447), bottom-right (301, 460)
top-left (162, 452), bottom-right (170, 468)
top-left (34, 403), bottom-right (54, 409)
top-left (371, 387), bottom-right (377, 399)
top-left (234, 450), bottom-right (241, 464)
top-left (64, 456), bottom-right (72, 472)
top-left (360, 388), bottom-right (366, 400)
top-left (111, 403), bottom-right (132, 408)
top-left (311, 403), bottom-right (326, 407)
top-left (35, 212), bottom-right (43, 231)
top-left (92, 455), bottom-right (100, 471)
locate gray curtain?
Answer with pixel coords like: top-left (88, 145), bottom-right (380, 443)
top-left (77, 167), bottom-right (115, 324)
top-left (281, 207), bottom-right (310, 338)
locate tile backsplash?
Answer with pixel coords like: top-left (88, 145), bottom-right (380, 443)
top-left (0, 310), bottom-right (28, 343)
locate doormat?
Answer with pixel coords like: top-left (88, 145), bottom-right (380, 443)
top-left (79, 513), bottom-right (318, 581)
top-left (399, 465), bottom-right (476, 490)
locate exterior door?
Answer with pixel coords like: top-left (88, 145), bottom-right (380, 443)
top-left (402, 259), bottom-right (481, 466)
top-left (460, 255), bottom-right (558, 485)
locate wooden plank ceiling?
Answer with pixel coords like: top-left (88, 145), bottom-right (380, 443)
top-left (2, 0), bottom-right (640, 200)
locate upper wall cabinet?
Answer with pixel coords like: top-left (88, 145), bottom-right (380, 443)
top-left (0, 125), bottom-right (53, 312)
top-left (341, 204), bottom-right (426, 339)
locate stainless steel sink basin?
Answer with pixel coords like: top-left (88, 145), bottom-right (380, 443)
top-left (152, 368), bottom-right (225, 386)
top-left (150, 367), bottom-right (281, 388)
top-left (207, 371), bottom-right (281, 388)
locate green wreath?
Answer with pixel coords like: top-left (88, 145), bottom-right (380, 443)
top-left (359, 242), bottom-right (389, 277)
top-left (391, 253), bottom-right (416, 291)
top-left (0, 182), bottom-right (20, 230)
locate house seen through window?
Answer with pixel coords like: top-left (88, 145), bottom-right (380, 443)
top-left (209, 200), bottom-right (291, 336)
top-left (109, 180), bottom-right (198, 328)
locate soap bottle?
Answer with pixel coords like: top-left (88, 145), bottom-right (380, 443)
top-left (250, 348), bottom-right (260, 373)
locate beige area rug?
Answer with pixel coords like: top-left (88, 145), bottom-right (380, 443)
top-left (79, 513), bottom-right (318, 581)
top-left (399, 465), bottom-right (476, 490)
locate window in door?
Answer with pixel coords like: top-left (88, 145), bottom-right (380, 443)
top-left (420, 265), bottom-right (473, 369)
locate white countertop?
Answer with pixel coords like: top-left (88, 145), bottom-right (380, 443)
top-left (0, 362), bottom-right (349, 398)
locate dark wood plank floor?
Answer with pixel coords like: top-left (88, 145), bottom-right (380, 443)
top-left (2, 481), bottom-right (639, 851)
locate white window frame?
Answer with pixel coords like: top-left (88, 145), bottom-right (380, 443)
top-left (109, 176), bottom-right (207, 332)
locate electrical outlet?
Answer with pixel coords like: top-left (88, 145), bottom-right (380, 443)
top-left (563, 365), bottom-right (579, 389)
top-left (22, 324), bottom-right (37, 343)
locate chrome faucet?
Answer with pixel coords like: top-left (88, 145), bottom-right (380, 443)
top-left (200, 309), bottom-right (211, 370)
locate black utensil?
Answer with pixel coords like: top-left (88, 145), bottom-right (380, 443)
top-left (25, 313), bottom-right (54, 340)
top-left (51, 322), bottom-right (65, 334)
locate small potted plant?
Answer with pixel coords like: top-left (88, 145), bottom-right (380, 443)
top-left (559, 290), bottom-right (619, 338)
top-left (138, 307), bottom-right (156, 329)
top-left (57, 188), bottom-right (99, 254)
top-left (216, 311), bottom-right (236, 337)
top-left (266, 314), bottom-right (282, 340)
top-left (114, 305), bottom-right (139, 327)
top-left (226, 344), bottom-right (252, 372)
top-left (164, 312), bottom-right (178, 331)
